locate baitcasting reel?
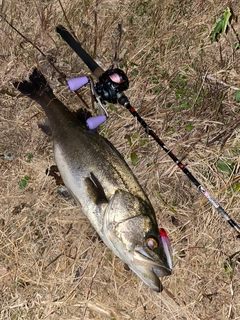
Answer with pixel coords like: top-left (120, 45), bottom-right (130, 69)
top-left (67, 68), bottom-right (129, 129)
top-left (96, 68), bottom-right (129, 104)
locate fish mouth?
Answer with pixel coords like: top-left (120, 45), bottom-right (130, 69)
top-left (131, 248), bottom-right (172, 292)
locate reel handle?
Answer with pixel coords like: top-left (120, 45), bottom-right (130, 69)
top-left (56, 25), bottom-right (104, 79)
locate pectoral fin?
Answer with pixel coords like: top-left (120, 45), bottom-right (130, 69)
top-left (85, 173), bottom-right (108, 205)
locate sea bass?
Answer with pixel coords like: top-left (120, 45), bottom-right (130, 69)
top-left (14, 69), bottom-right (172, 292)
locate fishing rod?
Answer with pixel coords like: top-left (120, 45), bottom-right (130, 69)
top-left (56, 25), bottom-right (240, 234)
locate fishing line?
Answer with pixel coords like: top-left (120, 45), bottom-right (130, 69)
top-left (1, 16), bottom-right (92, 109)
top-left (1, 15), bottom-right (65, 78)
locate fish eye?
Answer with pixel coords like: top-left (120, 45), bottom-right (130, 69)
top-left (146, 237), bottom-right (158, 250)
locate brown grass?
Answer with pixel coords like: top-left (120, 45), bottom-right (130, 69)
top-left (1, 0), bottom-right (240, 319)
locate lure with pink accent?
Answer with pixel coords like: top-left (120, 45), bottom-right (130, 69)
top-left (159, 228), bottom-right (173, 270)
top-left (67, 76), bottom-right (88, 91)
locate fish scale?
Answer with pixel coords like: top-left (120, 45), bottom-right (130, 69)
top-left (14, 68), bottom-right (172, 292)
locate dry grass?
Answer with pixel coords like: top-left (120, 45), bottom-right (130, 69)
top-left (1, 0), bottom-right (240, 319)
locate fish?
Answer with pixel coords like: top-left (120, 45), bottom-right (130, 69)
top-left (13, 68), bottom-right (172, 292)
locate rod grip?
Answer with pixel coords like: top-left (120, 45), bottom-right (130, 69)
top-left (56, 25), bottom-right (104, 79)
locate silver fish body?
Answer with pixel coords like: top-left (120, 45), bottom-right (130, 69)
top-left (14, 69), bottom-right (172, 291)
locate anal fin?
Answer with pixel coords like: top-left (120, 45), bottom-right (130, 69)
top-left (38, 118), bottom-right (52, 136)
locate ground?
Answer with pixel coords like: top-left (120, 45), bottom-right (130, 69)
top-left (0, 0), bottom-right (240, 319)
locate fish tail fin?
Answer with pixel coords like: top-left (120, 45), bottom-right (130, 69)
top-left (13, 68), bottom-right (53, 98)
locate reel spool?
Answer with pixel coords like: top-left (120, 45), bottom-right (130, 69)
top-left (96, 68), bottom-right (129, 104)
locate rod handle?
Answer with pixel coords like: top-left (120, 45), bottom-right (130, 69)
top-left (56, 25), bottom-right (104, 79)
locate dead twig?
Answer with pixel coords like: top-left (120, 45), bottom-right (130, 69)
top-left (207, 118), bottom-right (240, 147)
top-left (205, 74), bottom-right (240, 91)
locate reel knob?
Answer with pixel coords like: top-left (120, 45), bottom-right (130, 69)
top-left (68, 76), bottom-right (88, 91)
top-left (86, 115), bottom-right (107, 130)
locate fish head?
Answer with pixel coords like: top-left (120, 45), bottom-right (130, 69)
top-left (130, 226), bottom-right (172, 292)
top-left (102, 190), bottom-right (173, 292)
